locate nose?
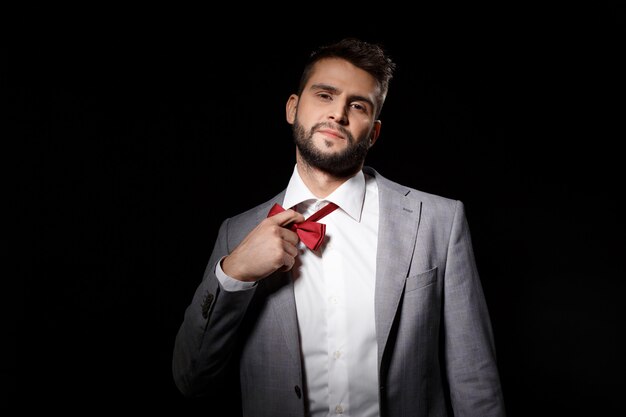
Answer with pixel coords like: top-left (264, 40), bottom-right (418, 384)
top-left (327, 101), bottom-right (348, 125)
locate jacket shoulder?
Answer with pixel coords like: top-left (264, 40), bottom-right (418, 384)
top-left (219, 191), bottom-right (286, 246)
top-left (365, 166), bottom-right (462, 217)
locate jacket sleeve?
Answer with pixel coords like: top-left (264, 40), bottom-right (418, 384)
top-left (172, 217), bottom-right (257, 397)
top-left (444, 201), bottom-right (507, 416)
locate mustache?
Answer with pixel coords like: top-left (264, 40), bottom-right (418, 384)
top-left (312, 122), bottom-right (353, 140)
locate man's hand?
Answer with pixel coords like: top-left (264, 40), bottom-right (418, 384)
top-left (221, 209), bottom-right (305, 282)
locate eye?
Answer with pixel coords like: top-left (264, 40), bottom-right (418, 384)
top-left (317, 92), bottom-right (332, 101)
top-left (350, 102), bottom-right (368, 113)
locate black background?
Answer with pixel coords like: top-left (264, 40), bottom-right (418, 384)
top-left (15, 4), bottom-right (625, 415)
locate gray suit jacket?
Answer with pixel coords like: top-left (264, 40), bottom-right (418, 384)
top-left (172, 167), bottom-right (506, 417)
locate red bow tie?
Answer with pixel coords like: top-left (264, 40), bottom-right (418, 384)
top-left (267, 202), bottom-right (339, 251)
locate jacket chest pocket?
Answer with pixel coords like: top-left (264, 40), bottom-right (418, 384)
top-left (404, 266), bottom-right (438, 293)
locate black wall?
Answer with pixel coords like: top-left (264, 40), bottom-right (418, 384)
top-left (17, 5), bottom-right (624, 415)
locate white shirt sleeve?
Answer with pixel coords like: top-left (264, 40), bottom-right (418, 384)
top-left (215, 256), bottom-right (257, 292)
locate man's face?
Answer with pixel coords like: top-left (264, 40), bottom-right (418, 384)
top-left (286, 58), bottom-right (381, 178)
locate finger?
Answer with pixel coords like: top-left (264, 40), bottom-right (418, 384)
top-left (279, 253), bottom-right (296, 272)
top-left (282, 239), bottom-right (300, 258)
top-left (279, 228), bottom-right (300, 246)
top-left (269, 209), bottom-right (305, 227)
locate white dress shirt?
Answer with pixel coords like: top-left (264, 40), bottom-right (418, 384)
top-left (217, 165), bottom-right (380, 417)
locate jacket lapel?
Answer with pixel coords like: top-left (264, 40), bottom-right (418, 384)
top-left (270, 273), bottom-right (301, 365)
top-left (264, 191), bottom-right (303, 365)
top-left (370, 169), bottom-right (422, 369)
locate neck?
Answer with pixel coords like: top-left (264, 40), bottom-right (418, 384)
top-left (296, 156), bottom-right (360, 199)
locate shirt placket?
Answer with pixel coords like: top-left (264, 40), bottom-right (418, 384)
top-left (322, 206), bottom-right (348, 415)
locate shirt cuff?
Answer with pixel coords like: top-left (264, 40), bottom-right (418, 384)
top-left (215, 256), bottom-right (257, 292)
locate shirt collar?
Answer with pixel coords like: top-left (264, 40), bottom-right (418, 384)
top-left (283, 164), bottom-right (366, 222)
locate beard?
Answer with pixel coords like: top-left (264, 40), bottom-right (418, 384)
top-left (292, 119), bottom-right (372, 178)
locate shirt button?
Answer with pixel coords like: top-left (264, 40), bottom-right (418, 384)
top-left (329, 296), bottom-right (338, 304)
top-left (333, 350), bottom-right (342, 359)
top-left (335, 405), bottom-right (344, 414)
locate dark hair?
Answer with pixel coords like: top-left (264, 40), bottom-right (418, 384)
top-left (297, 38), bottom-right (396, 118)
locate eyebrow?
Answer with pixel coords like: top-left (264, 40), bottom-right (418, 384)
top-left (310, 83), bottom-right (375, 110)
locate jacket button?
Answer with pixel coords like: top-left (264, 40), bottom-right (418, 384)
top-left (294, 385), bottom-right (302, 399)
top-left (201, 292), bottom-right (215, 319)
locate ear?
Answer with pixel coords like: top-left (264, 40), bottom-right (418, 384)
top-left (369, 120), bottom-right (382, 147)
top-left (286, 94), bottom-right (298, 125)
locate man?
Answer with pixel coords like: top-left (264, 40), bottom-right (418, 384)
top-left (172, 37), bottom-right (506, 417)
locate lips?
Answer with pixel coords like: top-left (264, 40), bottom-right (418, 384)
top-left (316, 128), bottom-right (345, 140)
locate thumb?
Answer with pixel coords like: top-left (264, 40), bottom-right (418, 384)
top-left (268, 208), bottom-right (305, 227)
